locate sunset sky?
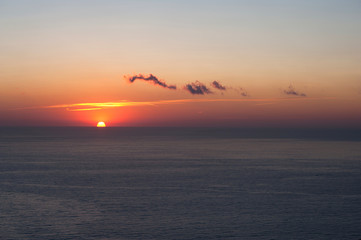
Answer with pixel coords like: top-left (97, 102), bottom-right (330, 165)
top-left (1, 0), bottom-right (360, 127)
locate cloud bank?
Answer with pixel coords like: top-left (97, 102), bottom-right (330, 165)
top-left (124, 73), bottom-right (250, 97)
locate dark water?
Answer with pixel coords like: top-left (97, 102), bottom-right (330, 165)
top-left (1, 127), bottom-right (361, 239)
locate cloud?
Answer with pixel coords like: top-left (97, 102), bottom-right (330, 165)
top-left (211, 81), bottom-right (227, 90)
top-left (184, 81), bottom-right (213, 95)
top-left (124, 74), bottom-right (177, 90)
top-left (283, 84), bottom-right (306, 97)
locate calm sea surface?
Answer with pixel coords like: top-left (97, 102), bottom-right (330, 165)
top-left (0, 127), bottom-right (361, 239)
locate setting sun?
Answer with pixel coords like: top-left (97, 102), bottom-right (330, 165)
top-left (97, 121), bottom-right (106, 127)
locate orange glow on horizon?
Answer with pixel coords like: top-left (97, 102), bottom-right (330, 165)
top-left (19, 97), bottom-right (330, 112)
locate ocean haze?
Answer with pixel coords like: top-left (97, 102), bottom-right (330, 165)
top-left (0, 127), bottom-right (361, 239)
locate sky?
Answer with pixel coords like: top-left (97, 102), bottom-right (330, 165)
top-left (1, 0), bottom-right (361, 127)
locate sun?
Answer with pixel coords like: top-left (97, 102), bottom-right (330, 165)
top-left (97, 121), bottom-right (106, 127)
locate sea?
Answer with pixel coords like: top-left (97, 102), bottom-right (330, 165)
top-left (0, 127), bottom-right (361, 240)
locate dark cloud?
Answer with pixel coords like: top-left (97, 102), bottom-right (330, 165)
top-left (184, 81), bottom-right (213, 95)
top-left (284, 84), bottom-right (306, 97)
top-left (124, 74), bottom-right (177, 90)
top-left (210, 80), bottom-right (249, 96)
top-left (240, 88), bottom-right (248, 97)
top-left (211, 81), bottom-right (227, 90)
top-left (233, 87), bottom-right (249, 97)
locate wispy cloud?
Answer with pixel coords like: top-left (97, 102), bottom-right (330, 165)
top-left (184, 81), bottom-right (213, 95)
top-left (35, 101), bottom-right (155, 111)
top-left (66, 108), bottom-right (103, 111)
top-left (124, 74), bottom-right (177, 90)
top-left (284, 84), bottom-right (306, 97)
top-left (18, 97), bottom-right (325, 112)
